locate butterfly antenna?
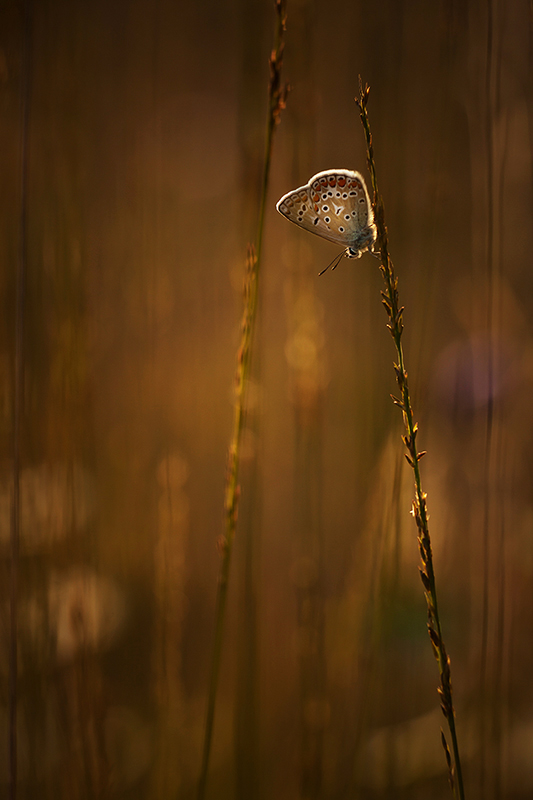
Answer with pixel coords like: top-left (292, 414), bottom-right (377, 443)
top-left (318, 250), bottom-right (345, 277)
top-left (330, 251), bottom-right (345, 271)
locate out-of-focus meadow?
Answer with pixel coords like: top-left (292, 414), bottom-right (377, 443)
top-left (2, 0), bottom-right (533, 798)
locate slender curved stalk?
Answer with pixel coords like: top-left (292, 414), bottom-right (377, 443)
top-left (196, 5), bottom-right (288, 799)
top-left (356, 79), bottom-right (466, 800)
top-left (10, 3), bottom-right (32, 799)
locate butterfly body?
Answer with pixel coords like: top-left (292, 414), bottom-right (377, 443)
top-left (276, 169), bottom-right (377, 260)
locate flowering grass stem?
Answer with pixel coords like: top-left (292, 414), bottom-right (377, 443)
top-left (356, 79), bottom-right (466, 800)
top-left (196, 5), bottom-right (288, 799)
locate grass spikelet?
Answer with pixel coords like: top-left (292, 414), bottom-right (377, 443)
top-left (356, 78), bottom-right (466, 800)
top-left (197, 4), bottom-right (288, 799)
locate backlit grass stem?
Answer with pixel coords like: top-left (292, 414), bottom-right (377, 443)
top-left (196, 4), bottom-right (288, 799)
top-left (356, 80), bottom-right (466, 800)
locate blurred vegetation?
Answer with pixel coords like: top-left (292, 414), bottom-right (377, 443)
top-left (1, 1), bottom-right (533, 799)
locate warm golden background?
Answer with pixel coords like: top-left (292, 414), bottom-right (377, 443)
top-left (1, 1), bottom-right (532, 798)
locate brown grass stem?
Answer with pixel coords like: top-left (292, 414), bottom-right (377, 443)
top-left (196, 4), bottom-right (288, 799)
top-left (10, 2), bottom-right (32, 798)
top-left (356, 79), bottom-right (466, 800)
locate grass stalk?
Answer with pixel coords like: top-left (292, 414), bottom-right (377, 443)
top-left (196, 4), bottom-right (288, 799)
top-left (355, 79), bottom-right (466, 800)
top-left (10, 2), bottom-right (32, 798)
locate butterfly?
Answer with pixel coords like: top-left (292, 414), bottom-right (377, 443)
top-left (276, 169), bottom-right (377, 272)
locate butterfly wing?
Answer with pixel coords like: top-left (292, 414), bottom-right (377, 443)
top-left (276, 169), bottom-right (376, 253)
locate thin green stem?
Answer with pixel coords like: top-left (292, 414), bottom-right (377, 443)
top-left (196, 5), bottom-right (288, 799)
top-left (356, 79), bottom-right (465, 800)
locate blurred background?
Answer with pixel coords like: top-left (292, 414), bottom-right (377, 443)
top-left (1, 0), bottom-right (533, 798)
